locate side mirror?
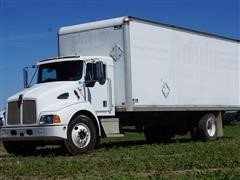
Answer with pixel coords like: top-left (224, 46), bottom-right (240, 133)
top-left (23, 65), bottom-right (37, 88)
top-left (95, 61), bottom-right (106, 85)
top-left (23, 67), bottom-right (29, 88)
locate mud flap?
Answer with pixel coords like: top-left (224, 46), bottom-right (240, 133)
top-left (216, 112), bottom-right (223, 137)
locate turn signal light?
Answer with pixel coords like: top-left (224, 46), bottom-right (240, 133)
top-left (54, 115), bottom-right (61, 123)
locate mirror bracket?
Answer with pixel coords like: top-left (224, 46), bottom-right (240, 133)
top-left (23, 67), bottom-right (29, 88)
top-left (23, 65), bottom-right (37, 88)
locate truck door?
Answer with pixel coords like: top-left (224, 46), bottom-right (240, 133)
top-left (85, 62), bottom-right (114, 115)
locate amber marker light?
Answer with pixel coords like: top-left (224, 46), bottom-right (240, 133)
top-left (54, 115), bottom-right (61, 123)
top-left (123, 17), bottom-right (130, 25)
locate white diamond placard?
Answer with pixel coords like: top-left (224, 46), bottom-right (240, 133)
top-left (162, 83), bottom-right (170, 98)
top-left (110, 44), bottom-right (123, 61)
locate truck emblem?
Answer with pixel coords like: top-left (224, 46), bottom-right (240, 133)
top-left (110, 44), bottom-right (123, 61)
top-left (17, 94), bottom-right (23, 108)
top-left (162, 83), bottom-right (170, 98)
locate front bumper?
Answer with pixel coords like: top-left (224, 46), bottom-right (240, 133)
top-left (0, 125), bottom-right (68, 141)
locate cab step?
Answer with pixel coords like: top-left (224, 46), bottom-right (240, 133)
top-left (100, 118), bottom-right (124, 137)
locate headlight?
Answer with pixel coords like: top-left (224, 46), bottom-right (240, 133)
top-left (39, 115), bottom-right (61, 125)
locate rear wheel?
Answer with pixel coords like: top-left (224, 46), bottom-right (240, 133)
top-left (198, 113), bottom-right (217, 141)
top-left (144, 126), bottom-right (159, 143)
top-left (64, 115), bottom-right (97, 155)
top-left (190, 123), bottom-right (200, 141)
top-left (3, 141), bottom-right (36, 156)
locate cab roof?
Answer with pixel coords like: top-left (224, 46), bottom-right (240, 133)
top-left (37, 56), bottom-right (112, 65)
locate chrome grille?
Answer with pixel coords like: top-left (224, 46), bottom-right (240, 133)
top-left (7, 100), bottom-right (36, 125)
top-left (7, 101), bottom-right (20, 125)
top-left (23, 100), bottom-right (36, 124)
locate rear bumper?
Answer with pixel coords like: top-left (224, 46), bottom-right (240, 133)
top-left (0, 125), bottom-right (67, 141)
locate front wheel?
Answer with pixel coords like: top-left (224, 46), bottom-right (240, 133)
top-left (64, 115), bottom-right (97, 155)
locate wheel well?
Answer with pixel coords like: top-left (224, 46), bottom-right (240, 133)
top-left (70, 110), bottom-right (100, 137)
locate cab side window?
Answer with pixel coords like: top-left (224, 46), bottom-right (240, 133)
top-left (85, 63), bottom-right (96, 87)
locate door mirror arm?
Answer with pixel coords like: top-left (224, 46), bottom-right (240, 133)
top-left (23, 65), bottom-right (37, 88)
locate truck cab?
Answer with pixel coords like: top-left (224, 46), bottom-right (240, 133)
top-left (0, 56), bottom-right (117, 155)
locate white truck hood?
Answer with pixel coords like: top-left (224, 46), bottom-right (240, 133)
top-left (7, 81), bottom-right (83, 112)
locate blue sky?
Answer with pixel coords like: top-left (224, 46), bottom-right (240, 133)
top-left (0, 0), bottom-right (239, 110)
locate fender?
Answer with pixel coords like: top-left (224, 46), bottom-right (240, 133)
top-left (56, 101), bottom-right (101, 136)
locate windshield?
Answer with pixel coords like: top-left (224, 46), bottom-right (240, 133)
top-left (37, 61), bottom-right (83, 83)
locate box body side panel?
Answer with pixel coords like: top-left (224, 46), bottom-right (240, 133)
top-left (129, 21), bottom-right (240, 107)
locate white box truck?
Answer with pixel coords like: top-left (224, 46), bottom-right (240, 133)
top-left (0, 16), bottom-right (239, 155)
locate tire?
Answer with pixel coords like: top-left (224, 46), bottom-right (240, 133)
top-left (198, 113), bottom-right (217, 141)
top-left (190, 126), bottom-right (199, 141)
top-left (144, 126), bottom-right (159, 143)
top-left (144, 126), bottom-right (173, 144)
top-left (3, 141), bottom-right (36, 156)
top-left (64, 115), bottom-right (97, 155)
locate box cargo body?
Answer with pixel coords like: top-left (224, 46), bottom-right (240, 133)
top-left (58, 16), bottom-right (240, 112)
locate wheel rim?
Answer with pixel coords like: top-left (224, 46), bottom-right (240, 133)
top-left (206, 117), bottom-right (216, 137)
top-left (71, 123), bottom-right (91, 148)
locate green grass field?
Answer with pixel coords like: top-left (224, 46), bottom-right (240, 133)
top-left (1, 125), bottom-right (240, 179)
